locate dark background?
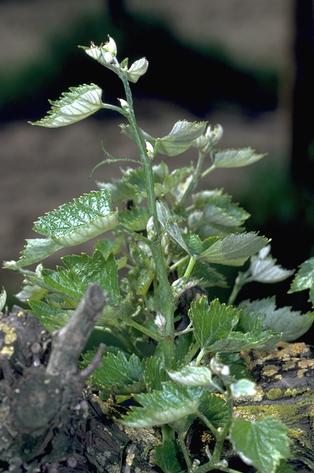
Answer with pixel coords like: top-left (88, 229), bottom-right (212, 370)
top-left (1, 0), bottom-right (314, 341)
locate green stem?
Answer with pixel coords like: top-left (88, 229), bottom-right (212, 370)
top-left (125, 319), bottom-right (162, 342)
top-left (195, 462), bottom-right (243, 473)
top-left (169, 255), bottom-right (189, 271)
top-left (178, 433), bottom-right (193, 473)
top-left (211, 394), bottom-right (233, 463)
top-left (184, 256), bottom-right (196, 279)
top-left (197, 411), bottom-right (218, 438)
top-left (120, 73), bottom-right (175, 340)
top-left (201, 163), bottom-right (216, 179)
top-left (228, 272), bottom-right (247, 305)
top-left (180, 150), bottom-right (206, 206)
top-left (195, 347), bottom-right (207, 366)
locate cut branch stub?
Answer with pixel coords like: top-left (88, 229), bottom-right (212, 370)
top-left (47, 284), bottom-right (106, 378)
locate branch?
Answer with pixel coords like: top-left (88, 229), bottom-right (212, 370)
top-left (47, 284), bottom-right (106, 377)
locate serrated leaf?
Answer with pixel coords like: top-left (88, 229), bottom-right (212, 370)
top-left (127, 57), bottom-right (149, 83)
top-left (122, 382), bottom-right (203, 428)
top-left (155, 439), bottom-right (183, 473)
top-left (192, 190), bottom-right (250, 233)
top-left (214, 147), bottom-right (265, 168)
top-left (207, 330), bottom-right (280, 353)
top-left (189, 297), bottom-right (239, 348)
top-left (239, 297), bottom-right (314, 342)
top-left (217, 352), bottom-right (252, 380)
top-left (119, 208), bottom-right (150, 231)
top-left (43, 251), bottom-right (120, 304)
top-left (10, 238), bottom-right (63, 268)
top-left (30, 84), bottom-right (103, 128)
top-left (143, 121), bottom-right (207, 157)
top-left (16, 284), bottom-right (47, 303)
top-left (29, 300), bottom-right (70, 331)
top-left (34, 189), bottom-right (118, 248)
top-left (230, 417), bottom-right (290, 473)
top-left (144, 355), bottom-right (168, 391)
top-left (168, 365), bottom-right (216, 388)
top-left (200, 232), bottom-right (269, 266)
top-left (289, 257), bottom-right (314, 294)
top-left (198, 393), bottom-right (230, 430)
top-left (249, 246), bottom-right (293, 283)
top-left (156, 201), bottom-right (191, 254)
top-left (190, 261), bottom-right (227, 288)
top-left (85, 350), bottom-right (143, 394)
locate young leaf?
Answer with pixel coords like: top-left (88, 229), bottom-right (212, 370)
top-left (127, 58), bottom-right (149, 83)
top-left (249, 246), bottom-right (294, 284)
top-left (122, 382), bottom-right (203, 428)
top-left (146, 121), bottom-right (207, 157)
top-left (239, 297), bottom-right (314, 342)
top-left (29, 300), bottom-right (70, 331)
top-left (198, 393), bottom-right (230, 430)
top-left (83, 37), bottom-right (117, 67)
top-left (144, 355), bottom-right (168, 391)
top-left (4, 238), bottom-right (63, 268)
top-left (207, 330), bottom-right (280, 353)
top-left (188, 297), bottom-right (239, 348)
top-left (191, 190), bottom-right (250, 235)
top-left (200, 232), bottom-right (269, 266)
top-left (155, 439), bottom-right (183, 473)
top-left (156, 201), bottom-right (191, 254)
top-left (189, 261), bottom-right (227, 288)
top-left (119, 208), bottom-right (150, 231)
top-left (214, 147), bottom-right (265, 168)
top-left (30, 84), bottom-right (103, 128)
top-left (34, 189), bottom-right (118, 247)
top-left (289, 257), bottom-right (314, 296)
top-left (230, 417), bottom-right (290, 473)
top-left (0, 288), bottom-right (7, 312)
top-left (168, 365), bottom-right (216, 388)
top-left (85, 350), bottom-right (144, 394)
top-left (230, 379), bottom-right (256, 398)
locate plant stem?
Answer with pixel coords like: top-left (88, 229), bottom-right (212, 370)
top-left (178, 433), bottom-right (193, 472)
top-left (184, 256), bottom-right (197, 279)
top-left (120, 73), bottom-right (175, 340)
top-left (211, 393), bottom-right (233, 464)
top-left (195, 347), bottom-right (206, 366)
top-left (201, 164), bottom-right (216, 179)
top-left (195, 462), bottom-right (243, 473)
top-left (196, 411), bottom-right (218, 438)
top-left (169, 255), bottom-right (189, 271)
top-left (180, 150), bottom-right (206, 206)
top-left (125, 319), bottom-right (162, 342)
top-left (228, 272), bottom-right (247, 305)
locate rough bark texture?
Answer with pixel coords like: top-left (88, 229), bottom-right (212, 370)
top-left (0, 285), bottom-right (158, 473)
top-left (0, 286), bottom-right (313, 472)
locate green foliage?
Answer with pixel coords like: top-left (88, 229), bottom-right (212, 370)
top-left (83, 350), bottom-right (144, 395)
top-left (189, 297), bottom-right (239, 348)
top-left (289, 257), bottom-right (314, 303)
top-left (239, 297), bottom-right (314, 342)
top-left (4, 36), bottom-right (312, 473)
top-left (230, 417), bottom-right (290, 473)
top-left (30, 84), bottom-right (104, 128)
top-left (213, 147), bottom-right (265, 168)
top-left (122, 382), bottom-right (203, 428)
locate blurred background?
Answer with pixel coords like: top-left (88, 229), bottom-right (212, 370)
top-left (1, 0), bottom-right (314, 333)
